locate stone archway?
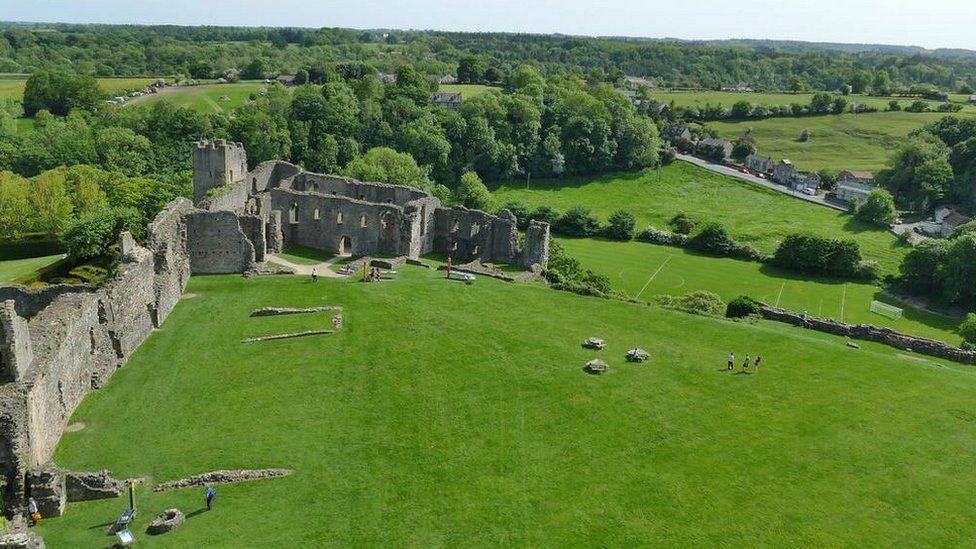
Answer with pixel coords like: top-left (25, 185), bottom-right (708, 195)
top-left (338, 236), bottom-right (353, 256)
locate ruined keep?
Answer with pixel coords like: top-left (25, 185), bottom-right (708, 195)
top-left (187, 140), bottom-right (549, 272)
top-left (0, 141), bottom-right (549, 528)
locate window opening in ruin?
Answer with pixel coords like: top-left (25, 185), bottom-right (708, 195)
top-left (289, 202), bottom-right (298, 224)
top-left (451, 241), bottom-right (458, 251)
top-left (360, 214), bottom-right (367, 228)
top-left (89, 327), bottom-right (97, 354)
top-left (338, 236), bottom-right (353, 255)
top-left (309, 182), bottom-right (318, 192)
top-left (471, 223), bottom-right (480, 237)
top-left (230, 169), bottom-right (234, 181)
top-left (359, 195), bottom-right (365, 200)
top-left (314, 208), bottom-right (320, 220)
top-left (380, 216), bottom-right (390, 229)
top-left (472, 245), bottom-right (479, 255)
top-left (252, 177), bottom-right (257, 193)
top-left (451, 219), bottom-right (460, 232)
top-left (336, 212), bottom-right (343, 224)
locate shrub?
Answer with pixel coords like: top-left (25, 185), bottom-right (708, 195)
top-left (660, 146), bottom-right (676, 165)
top-left (527, 205), bottom-right (560, 225)
top-left (798, 129), bottom-right (810, 142)
top-left (668, 211), bottom-right (698, 235)
top-left (636, 226), bottom-right (687, 246)
top-left (454, 171), bottom-right (493, 211)
top-left (60, 207), bottom-right (143, 261)
top-left (773, 233), bottom-right (862, 277)
top-left (687, 222), bottom-right (736, 256)
top-left (726, 296), bottom-right (763, 318)
top-left (960, 313), bottom-right (976, 345)
top-left (603, 209), bottom-right (637, 241)
top-left (938, 103), bottom-right (963, 113)
top-left (654, 290), bottom-right (725, 316)
top-left (553, 206), bottom-right (601, 237)
top-left (887, 100), bottom-right (902, 111)
top-left (855, 189), bottom-right (897, 227)
top-left (905, 101), bottom-right (930, 113)
top-left (543, 241), bottom-right (613, 297)
top-left (855, 260), bottom-right (881, 281)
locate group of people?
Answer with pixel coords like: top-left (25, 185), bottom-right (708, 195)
top-left (26, 486), bottom-right (218, 527)
top-left (727, 352), bottom-right (761, 373)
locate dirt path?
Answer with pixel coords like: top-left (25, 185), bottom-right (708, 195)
top-left (267, 254), bottom-right (346, 277)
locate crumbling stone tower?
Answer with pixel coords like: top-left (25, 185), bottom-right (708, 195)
top-left (193, 139), bottom-right (248, 203)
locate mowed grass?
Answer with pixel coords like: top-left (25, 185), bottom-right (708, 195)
top-left (277, 245), bottom-right (335, 265)
top-left (0, 75), bottom-right (156, 101)
top-left (39, 269), bottom-right (976, 546)
top-left (0, 254), bottom-right (64, 283)
top-left (491, 162), bottom-right (907, 272)
top-left (125, 82), bottom-right (268, 114)
top-left (438, 84), bottom-right (499, 98)
top-left (710, 111), bottom-right (973, 172)
top-left (649, 90), bottom-right (976, 113)
top-left (561, 238), bottom-right (960, 344)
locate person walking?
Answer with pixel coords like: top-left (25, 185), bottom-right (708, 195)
top-left (311, 268), bottom-right (318, 283)
top-left (727, 352), bottom-right (735, 371)
top-left (205, 486), bottom-right (216, 510)
top-left (27, 497), bottom-right (39, 525)
top-left (743, 354), bottom-right (751, 372)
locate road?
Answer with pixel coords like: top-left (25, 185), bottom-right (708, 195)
top-left (676, 154), bottom-right (848, 212)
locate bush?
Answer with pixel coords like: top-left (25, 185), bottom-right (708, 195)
top-left (726, 296), bottom-right (763, 318)
top-left (636, 226), bottom-right (687, 246)
top-left (454, 171), bottom-right (493, 211)
top-left (60, 207), bottom-right (143, 261)
top-left (687, 222), bottom-right (736, 256)
top-left (543, 241), bottom-right (613, 297)
top-left (960, 313), bottom-right (976, 345)
top-left (654, 290), bottom-right (725, 316)
top-left (668, 211), bottom-right (698, 235)
top-left (855, 260), bottom-right (881, 281)
top-left (660, 146), bottom-right (676, 165)
top-left (905, 101), bottom-right (930, 113)
top-left (772, 233), bottom-right (862, 277)
top-left (553, 206), bottom-right (601, 237)
top-left (855, 189), bottom-right (897, 227)
top-left (798, 129), bottom-right (810, 142)
top-left (938, 103), bottom-right (964, 113)
top-left (603, 209), bottom-right (637, 241)
top-left (526, 205), bottom-right (560, 225)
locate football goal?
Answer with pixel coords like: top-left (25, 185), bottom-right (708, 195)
top-left (870, 300), bottom-right (903, 320)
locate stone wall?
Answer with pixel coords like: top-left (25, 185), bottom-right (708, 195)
top-left (192, 140), bottom-right (248, 203)
top-left (760, 306), bottom-right (976, 364)
top-left (291, 172), bottom-right (428, 204)
top-left (521, 220), bottom-right (551, 268)
top-left (0, 286), bottom-right (93, 320)
top-left (433, 207), bottom-right (519, 264)
top-left (0, 301), bottom-right (32, 383)
top-left (185, 211), bottom-right (255, 274)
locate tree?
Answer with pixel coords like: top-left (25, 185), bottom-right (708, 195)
top-left (773, 233), bottom-right (861, 277)
top-left (60, 207), bottom-right (142, 261)
top-left (787, 75), bottom-right (807, 93)
top-left (242, 58), bottom-right (268, 80)
top-left (899, 239), bottom-right (947, 295)
top-left (22, 71), bottom-right (101, 116)
top-left (849, 69), bottom-right (872, 94)
top-left (553, 206), bottom-right (601, 237)
top-left (730, 101), bottom-right (752, 119)
top-left (941, 234), bottom-right (976, 305)
top-left (873, 70), bottom-right (892, 95)
top-left (0, 171), bottom-right (31, 239)
top-left (668, 212), bottom-right (698, 235)
top-left (342, 147), bottom-right (430, 190)
top-left (855, 189), bottom-right (897, 226)
top-left (189, 59), bottom-right (214, 79)
top-left (95, 127), bottom-right (152, 175)
top-left (961, 84), bottom-right (975, 95)
top-left (29, 169), bottom-right (75, 236)
top-left (603, 209), bottom-right (636, 240)
top-left (688, 222), bottom-right (736, 256)
top-left (454, 171), bottom-right (492, 210)
top-left (810, 92), bottom-right (833, 113)
top-left (832, 96), bottom-right (848, 114)
top-left (731, 139), bottom-right (756, 161)
top-left (457, 56), bottom-right (487, 83)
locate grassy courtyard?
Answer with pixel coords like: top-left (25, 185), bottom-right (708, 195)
top-left (560, 238), bottom-right (960, 344)
top-left (0, 254), bottom-right (64, 283)
top-left (491, 162), bottom-right (907, 272)
top-left (37, 268), bottom-right (976, 546)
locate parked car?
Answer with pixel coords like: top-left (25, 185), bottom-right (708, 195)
top-left (802, 187), bottom-right (816, 196)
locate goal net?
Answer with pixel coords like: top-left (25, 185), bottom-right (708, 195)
top-left (870, 300), bottom-right (903, 320)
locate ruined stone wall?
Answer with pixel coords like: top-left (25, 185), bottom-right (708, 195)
top-left (404, 197), bottom-right (439, 258)
top-left (197, 180), bottom-right (249, 212)
top-left (292, 173), bottom-right (428, 204)
top-left (185, 211), bottom-right (255, 274)
top-left (520, 221), bottom-right (551, 268)
top-left (433, 207), bottom-right (519, 264)
top-left (147, 198), bottom-right (193, 322)
top-left (270, 188), bottom-right (410, 257)
top-left (0, 301), bottom-right (32, 383)
top-left (192, 140), bottom-right (247, 203)
top-left (760, 306), bottom-right (976, 364)
top-left (0, 286), bottom-right (93, 320)
top-left (249, 160), bottom-right (302, 195)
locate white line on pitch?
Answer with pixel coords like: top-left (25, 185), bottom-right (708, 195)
top-left (774, 282), bottom-right (786, 307)
top-left (840, 284), bottom-right (847, 322)
top-left (634, 256), bottom-right (673, 299)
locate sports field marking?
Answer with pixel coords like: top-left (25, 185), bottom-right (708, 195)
top-left (634, 256), bottom-right (673, 299)
top-left (839, 284), bottom-right (847, 322)
top-left (673, 276), bottom-right (686, 288)
top-left (774, 282), bottom-right (786, 307)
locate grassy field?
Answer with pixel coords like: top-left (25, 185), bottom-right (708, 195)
top-left (649, 90), bottom-right (976, 113)
top-left (125, 82), bottom-right (267, 114)
top-left (0, 75), bottom-right (156, 101)
top-left (277, 245), bottom-right (335, 265)
top-left (37, 268), bottom-right (976, 546)
top-left (438, 84), bottom-right (499, 98)
top-left (491, 162), bottom-right (907, 272)
top-left (0, 254), bottom-right (64, 283)
top-left (709, 111), bottom-right (971, 172)
top-left (560, 238), bottom-right (960, 344)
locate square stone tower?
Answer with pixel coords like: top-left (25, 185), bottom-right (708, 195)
top-left (193, 139), bottom-right (248, 204)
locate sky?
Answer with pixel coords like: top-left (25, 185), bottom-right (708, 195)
top-left (5, 0), bottom-right (976, 51)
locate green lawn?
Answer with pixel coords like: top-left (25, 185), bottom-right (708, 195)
top-left (438, 84), bottom-right (499, 98)
top-left (125, 82), bottom-right (269, 114)
top-left (0, 254), bottom-right (64, 283)
top-left (38, 268), bottom-right (976, 546)
top-left (709, 111), bottom-right (972, 172)
top-left (491, 162), bottom-right (908, 273)
top-left (560, 238), bottom-right (960, 344)
top-left (649, 90), bottom-right (976, 113)
top-left (0, 75), bottom-right (156, 101)
top-left (277, 245), bottom-right (335, 265)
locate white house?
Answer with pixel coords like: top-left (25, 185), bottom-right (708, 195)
top-left (835, 181), bottom-right (876, 205)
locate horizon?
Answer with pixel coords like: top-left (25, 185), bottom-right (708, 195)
top-left (5, 0), bottom-right (976, 51)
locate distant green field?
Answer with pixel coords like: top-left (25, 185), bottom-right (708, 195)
top-left (0, 75), bottom-right (156, 101)
top-left (650, 90), bottom-right (976, 113)
top-left (491, 162), bottom-right (907, 273)
top-left (125, 81), bottom-right (267, 114)
top-left (561, 238), bottom-right (960, 344)
top-left (438, 84), bottom-right (499, 98)
top-left (709, 111), bottom-right (972, 172)
top-left (0, 254), bottom-right (64, 283)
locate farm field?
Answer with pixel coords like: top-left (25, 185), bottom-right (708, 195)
top-left (0, 254), bottom-right (64, 283)
top-left (560, 238), bottom-right (960, 344)
top-left (125, 81), bottom-right (267, 114)
top-left (39, 269), bottom-right (976, 546)
top-left (709, 111), bottom-right (972, 172)
top-left (437, 84), bottom-right (499, 98)
top-left (0, 74), bottom-right (156, 101)
top-left (648, 90), bottom-right (976, 113)
top-left (490, 162), bottom-right (908, 272)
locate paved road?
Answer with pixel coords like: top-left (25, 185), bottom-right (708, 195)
top-left (676, 154), bottom-right (848, 212)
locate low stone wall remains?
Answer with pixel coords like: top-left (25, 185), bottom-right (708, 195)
top-left (760, 306), bottom-right (976, 364)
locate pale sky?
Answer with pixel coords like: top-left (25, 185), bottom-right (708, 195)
top-left (5, 0), bottom-right (976, 51)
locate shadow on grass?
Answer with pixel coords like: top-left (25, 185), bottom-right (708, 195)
top-left (280, 245), bottom-right (334, 264)
top-left (488, 170), bottom-right (648, 194)
top-left (186, 508), bottom-right (208, 519)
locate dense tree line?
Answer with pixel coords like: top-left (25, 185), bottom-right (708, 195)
top-left (1, 23), bottom-right (975, 92)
